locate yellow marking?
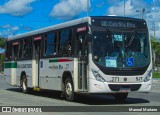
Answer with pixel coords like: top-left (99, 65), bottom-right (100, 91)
top-left (33, 87), bottom-right (40, 91)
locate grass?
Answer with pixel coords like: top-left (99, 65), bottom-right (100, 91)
top-left (153, 72), bottom-right (160, 78)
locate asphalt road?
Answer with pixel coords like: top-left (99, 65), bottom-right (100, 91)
top-left (0, 74), bottom-right (160, 114)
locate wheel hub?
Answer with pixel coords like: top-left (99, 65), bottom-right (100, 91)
top-left (66, 82), bottom-right (72, 96)
top-left (23, 81), bottom-right (26, 91)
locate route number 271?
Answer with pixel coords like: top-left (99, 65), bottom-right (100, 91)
top-left (110, 77), bottom-right (119, 82)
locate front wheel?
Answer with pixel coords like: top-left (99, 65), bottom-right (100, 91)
top-left (114, 93), bottom-right (128, 102)
top-left (64, 77), bottom-right (75, 101)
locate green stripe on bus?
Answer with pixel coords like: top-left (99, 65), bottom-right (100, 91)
top-left (4, 62), bottom-right (17, 68)
top-left (49, 59), bottom-right (72, 63)
top-left (49, 59), bottom-right (58, 63)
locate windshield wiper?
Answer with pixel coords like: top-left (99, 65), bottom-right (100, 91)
top-left (126, 31), bottom-right (137, 47)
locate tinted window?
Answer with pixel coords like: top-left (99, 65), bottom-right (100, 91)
top-left (13, 43), bottom-right (18, 60)
top-left (59, 30), bottom-right (72, 56)
top-left (5, 42), bottom-right (12, 61)
top-left (23, 39), bottom-right (32, 59)
top-left (18, 40), bottom-right (23, 59)
top-left (44, 33), bottom-right (56, 56)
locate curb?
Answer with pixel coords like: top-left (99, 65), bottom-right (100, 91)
top-left (153, 78), bottom-right (160, 82)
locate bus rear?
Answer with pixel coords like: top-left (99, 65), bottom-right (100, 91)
top-left (88, 16), bottom-right (152, 100)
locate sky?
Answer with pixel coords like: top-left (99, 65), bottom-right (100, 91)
top-left (0, 0), bottom-right (160, 39)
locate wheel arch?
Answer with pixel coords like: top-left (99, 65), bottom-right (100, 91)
top-left (62, 71), bottom-right (73, 90)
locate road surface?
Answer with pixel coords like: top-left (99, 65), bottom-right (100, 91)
top-left (0, 75), bottom-right (159, 114)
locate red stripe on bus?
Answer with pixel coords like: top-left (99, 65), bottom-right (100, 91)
top-left (58, 59), bottom-right (72, 62)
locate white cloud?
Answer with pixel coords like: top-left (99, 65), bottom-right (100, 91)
top-left (107, 0), bottom-right (137, 16)
top-left (0, 24), bottom-right (33, 38)
top-left (11, 26), bottom-right (19, 31)
top-left (145, 1), bottom-right (160, 39)
top-left (0, 25), bottom-right (19, 38)
top-left (107, 0), bottom-right (160, 39)
top-left (0, 24), bottom-right (12, 28)
top-left (0, 0), bottom-right (36, 16)
top-left (50, 0), bottom-right (90, 20)
top-left (149, 23), bottom-right (160, 39)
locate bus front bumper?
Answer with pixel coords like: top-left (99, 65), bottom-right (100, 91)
top-left (88, 78), bottom-right (152, 93)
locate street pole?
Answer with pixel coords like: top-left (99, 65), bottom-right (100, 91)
top-left (87, 0), bottom-right (89, 16)
top-left (142, 8), bottom-right (145, 19)
top-left (154, 22), bottom-right (156, 39)
top-left (124, 0), bottom-right (125, 16)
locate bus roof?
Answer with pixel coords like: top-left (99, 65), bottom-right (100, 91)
top-left (8, 17), bottom-right (90, 41)
top-left (7, 16), bottom-right (144, 41)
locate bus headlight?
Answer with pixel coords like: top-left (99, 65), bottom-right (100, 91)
top-left (91, 69), bottom-right (106, 82)
top-left (144, 70), bottom-right (152, 82)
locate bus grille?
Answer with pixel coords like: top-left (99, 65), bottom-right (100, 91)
top-left (108, 84), bottom-right (141, 91)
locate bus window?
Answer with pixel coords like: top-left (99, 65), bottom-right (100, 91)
top-left (23, 39), bottom-right (32, 59)
top-left (76, 33), bottom-right (87, 56)
top-left (5, 42), bottom-right (12, 61)
top-left (18, 40), bottom-right (23, 59)
top-left (44, 33), bottom-right (56, 56)
top-left (59, 30), bottom-right (72, 56)
top-left (13, 42), bottom-right (19, 61)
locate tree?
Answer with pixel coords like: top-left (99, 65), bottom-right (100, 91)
top-left (0, 38), bottom-right (5, 48)
top-left (151, 37), bottom-right (160, 65)
top-left (0, 37), bottom-right (5, 72)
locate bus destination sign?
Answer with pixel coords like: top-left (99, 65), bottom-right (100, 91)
top-left (101, 21), bottom-right (136, 28)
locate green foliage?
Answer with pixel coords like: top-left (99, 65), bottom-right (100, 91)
top-left (0, 37), bottom-right (5, 48)
top-left (153, 72), bottom-right (160, 78)
top-left (0, 38), bottom-right (5, 72)
top-left (151, 38), bottom-right (160, 55)
top-left (151, 37), bottom-right (160, 65)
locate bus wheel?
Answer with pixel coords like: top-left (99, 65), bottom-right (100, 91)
top-left (22, 76), bottom-right (28, 94)
top-left (114, 93), bottom-right (128, 102)
top-left (64, 77), bottom-right (75, 101)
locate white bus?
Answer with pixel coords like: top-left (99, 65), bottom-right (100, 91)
top-left (4, 16), bottom-right (152, 101)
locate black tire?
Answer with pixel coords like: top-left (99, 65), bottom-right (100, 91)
top-left (64, 77), bottom-right (75, 101)
top-left (22, 76), bottom-right (28, 94)
top-left (114, 93), bottom-right (128, 102)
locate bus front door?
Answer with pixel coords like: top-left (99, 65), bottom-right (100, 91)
top-left (77, 33), bottom-right (88, 91)
top-left (33, 38), bottom-right (41, 87)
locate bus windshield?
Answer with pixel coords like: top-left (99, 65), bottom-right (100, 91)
top-left (92, 30), bottom-right (150, 68)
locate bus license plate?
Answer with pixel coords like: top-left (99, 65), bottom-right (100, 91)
top-left (119, 88), bottom-right (131, 92)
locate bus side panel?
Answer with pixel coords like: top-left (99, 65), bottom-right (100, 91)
top-left (4, 66), bottom-right (11, 85)
top-left (4, 61), bottom-right (17, 86)
top-left (32, 59), bottom-right (38, 87)
top-left (73, 58), bottom-right (78, 92)
top-left (39, 58), bottom-right (74, 91)
top-left (16, 60), bottom-right (32, 87)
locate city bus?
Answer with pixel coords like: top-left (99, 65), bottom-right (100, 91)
top-left (4, 16), bottom-right (152, 101)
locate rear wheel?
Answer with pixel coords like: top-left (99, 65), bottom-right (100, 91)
top-left (22, 76), bottom-right (28, 94)
top-left (64, 77), bottom-right (75, 101)
top-left (114, 93), bottom-right (128, 102)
